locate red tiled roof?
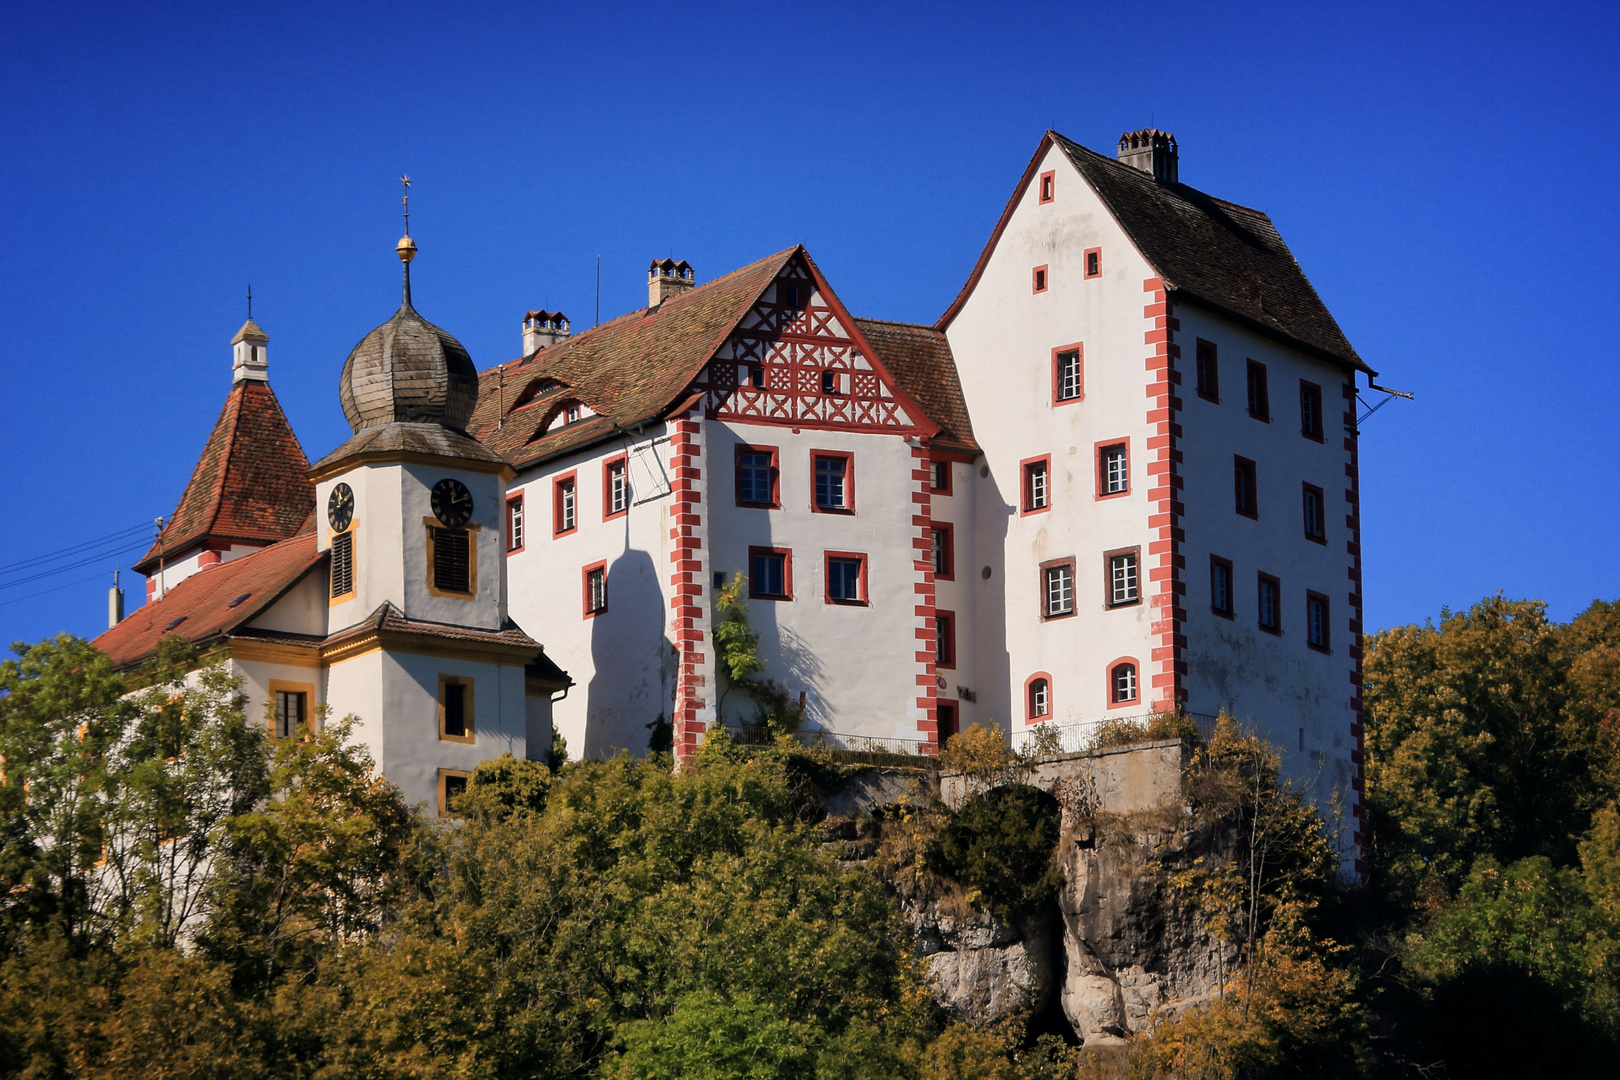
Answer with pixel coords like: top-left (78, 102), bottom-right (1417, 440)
top-left (854, 318), bottom-right (980, 455)
top-left (96, 528), bottom-right (324, 670)
top-left (470, 249), bottom-right (797, 470)
top-left (323, 601), bottom-right (546, 654)
top-left (938, 131), bottom-right (1372, 376)
top-left (136, 381), bottom-right (315, 573)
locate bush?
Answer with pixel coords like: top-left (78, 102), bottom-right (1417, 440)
top-left (937, 785), bottom-right (1062, 922)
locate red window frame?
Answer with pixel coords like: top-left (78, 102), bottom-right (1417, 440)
top-left (930, 522), bottom-right (955, 580)
top-left (1032, 265), bottom-right (1048, 294)
top-left (505, 492), bottom-right (525, 553)
top-left (1234, 456), bottom-right (1258, 519)
top-left (1038, 169), bottom-right (1055, 204)
top-left (1020, 454), bottom-right (1052, 516)
top-left (1306, 591), bottom-right (1331, 653)
top-left (1300, 380), bottom-right (1325, 442)
top-left (1258, 572), bottom-right (1282, 635)
top-left (734, 443), bottom-right (780, 509)
top-left (929, 458), bottom-right (953, 495)
top-left (1246, 359), bottom-right (1271, 422)
top-left (748, 545), bottom-right (793, 601)
top-left (1210, 554), bottom-right (1235, 619)
top-left (810, 449), bottom-right (855, 514)
top-left (1051, 342), bottom-right (1084, 405)
top-left (602, 453), bottom-right (628, 522)
top-left (824, 550), bottom-right (868, 606)
top-left (1302, 483), bottom-right (1327, 544)
top-left (1195, 338), bottom-right (1219, 403)
top-left (1024, 672), bottom-right (1053, 722)
top-left (1107, 657), bottom-right (1141, 708)
top-left (581, 560), bottom-right (607, 619)
top-left (935, 609), bottom-right (957, 669)
top-left (553, 471), bottom-right (578, 537)
top-left (1084, 246), bottom-right (1102, 279)
top-left (1094, 438), bottom-right (1129, 500)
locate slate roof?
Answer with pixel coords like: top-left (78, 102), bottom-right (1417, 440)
top-left (99, 528), bottom-right (324, 670)
top-left (136, 380), bottom-right (316, 574)
top-left (469, 246), bottom-right (976, 468)
top-left (308, 421), bottom-right (511, 480)
top-left (469, 248), bottom-right (798, 470)
top-left (939, 131), bottom-right (1372, 376)
top-left (853, 318), bottom-right (979, 455)
top-left (323, 601), bottom-right (547, 655)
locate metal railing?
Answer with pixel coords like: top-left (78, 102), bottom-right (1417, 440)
top-left (719, 725), bottom-right (938, 760)
top-left (1009, 711), bottom-right (1220, 756)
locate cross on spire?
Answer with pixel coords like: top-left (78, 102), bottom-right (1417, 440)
top-left (247, 284), bottom-right (252, 319)
top-left (400, 174), bottom-right (411, 237)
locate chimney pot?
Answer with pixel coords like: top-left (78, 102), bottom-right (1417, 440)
top-left (523, 310), bottom-right (571, 356)
top-left (648, 258), bottom-right (694, 307)
top-left (1117, 128), bottom-right (1178, 184)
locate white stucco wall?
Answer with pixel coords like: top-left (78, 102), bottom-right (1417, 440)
top-left (505, 425), bottom-right (678, 760)
top-left (315, 459), bottom-right (509, 634)
top-left (946, 140), bottom-right (1161, 737)
top-left (706, 421), bottom-right (928, 743)
top-left (1174, 305), bottom-right (1359, 802)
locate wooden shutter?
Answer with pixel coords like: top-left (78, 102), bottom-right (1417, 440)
top-left (434, 528), bottom-right (471, 593)
top-left (330, 532), bottom-right (354, 597)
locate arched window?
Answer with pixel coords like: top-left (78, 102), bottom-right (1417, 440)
top-left (1025, 673), bottom-right (1052, 721)
top-left (1108, 659), bottom-right (1139, 707)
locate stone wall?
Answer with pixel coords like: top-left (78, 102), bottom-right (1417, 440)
top-left (938, 738), bottom-right (1184, 814)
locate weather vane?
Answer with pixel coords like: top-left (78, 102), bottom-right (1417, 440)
top-left (400, 174), bottom-right (411, 236)
top-left (247, 284), bottom-right (252, 319)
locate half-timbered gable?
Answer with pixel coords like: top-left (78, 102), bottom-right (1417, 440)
top-left (695, 254), bottom-right (935, 438)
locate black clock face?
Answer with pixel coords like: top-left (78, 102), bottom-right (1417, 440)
top-left (327, 483), bottom-right (354, 532)
top-left (431, 478), bottom-right (474, 527)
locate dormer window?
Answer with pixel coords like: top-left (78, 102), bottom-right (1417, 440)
top-left (565, 403), bottom-right (580, 424)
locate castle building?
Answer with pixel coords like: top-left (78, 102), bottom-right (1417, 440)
top-left (96, 129), bottom-right (1375, 866)
top-left (95, 232), bottom-right (568, 815)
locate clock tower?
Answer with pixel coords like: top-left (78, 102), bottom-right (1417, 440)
top-left (303, 226), bottom-right (549, 810)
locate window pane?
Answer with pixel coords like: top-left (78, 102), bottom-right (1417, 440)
top-left (752, 553), bottom-right (785, 597)
top-left (509, 499), bottom-right (524, 550)
top-left (1104, 447), bottom-right (1127, 494)
top-left (1212, 562), bottom-right (1231, 613)
top-left (1110, 554), bottom-right (1138, 605)
top-left (1030, 679), bottom-right (1049, 717)
top-left (815, 457), bottom-right (846, 508)
top-left (829, 557), bottom-right (861, 601)
top-left (1045, 565), bottom-right (1073, 616)
top-left (1114, 664), bottom-right (1136, 703)
top-left (936, 615), bottom-right (952, 665)
top-left (444, 683), bottom-right (466, 737)
top-left (1057, 351), bottom-right (1080, 400)
top-left (931, 461), bottom-right (949, 490)
top-left (1026, 462), bottom-right (1047, 510)
top-left (740, 453), bottom-right (772, 504)
top-left (610, 463), bottom-right (627, 513)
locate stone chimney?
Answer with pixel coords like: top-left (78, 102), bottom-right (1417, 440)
top-left (648, 258), bottom-right (694, 307)
top-left (523, 310), bottom-right (571, 355)
top-left (231, 319), bottom-right (270, 382)
top-left (1117, 129), bottom-right (1178, 184)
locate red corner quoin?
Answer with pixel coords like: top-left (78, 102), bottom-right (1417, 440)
top-left (1143, 277), bottom-right (1187, 715)
top-left (669, 413), bottom-right (708, 765)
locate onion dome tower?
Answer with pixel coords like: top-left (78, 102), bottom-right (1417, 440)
top-left (338, 224), bottom-right (479, 433)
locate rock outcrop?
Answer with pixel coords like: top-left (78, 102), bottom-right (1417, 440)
top-left (908, 900), bottom-right (1057, 1025)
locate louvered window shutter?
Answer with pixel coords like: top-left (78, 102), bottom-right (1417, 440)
top-left (330, 532), bottom-right (354, 597)
top-left (434, 528), bottom-right (471, 593)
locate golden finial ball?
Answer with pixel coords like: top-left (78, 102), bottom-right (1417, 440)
top-left (396, 235), bottom-right (418, 263)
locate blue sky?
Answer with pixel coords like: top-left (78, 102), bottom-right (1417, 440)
top-left (2, 0), bottom-right (1617, 647)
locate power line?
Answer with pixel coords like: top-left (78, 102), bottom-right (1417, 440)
top-left (0, 539), bottom-right (151, 592)
top-left (0, 521), bottom-right (153, 576)
top-left (0, 566), bottom-right (132, 611)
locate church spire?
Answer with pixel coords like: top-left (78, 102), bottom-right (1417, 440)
top-left (396, 175), bottom-right (416, 309)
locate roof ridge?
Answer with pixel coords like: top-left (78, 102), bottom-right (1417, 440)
top-left (853, 316), bottom-right (942, 332)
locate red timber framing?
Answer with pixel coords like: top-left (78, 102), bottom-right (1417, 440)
top-left (1344, 381), bottom-right (1368, 880)
top-left (1144, 277), bottom-right (1187, 714)
top-left (669, 412), bottom-right (711, 765)
top-left (692, 253), bottom-right (938, 440)
top-left (912, 445), bottom-right (940, 755)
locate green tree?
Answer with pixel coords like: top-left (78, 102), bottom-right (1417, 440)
top-left (712, 573), bottom-right (763, 720)
top-left (1363, 596), bottom-right (1585, 900)
top-left (0, 634), bottom-right (132, 950)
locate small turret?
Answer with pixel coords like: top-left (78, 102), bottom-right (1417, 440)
top-left (232, 319), bottom-right (270, 382)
